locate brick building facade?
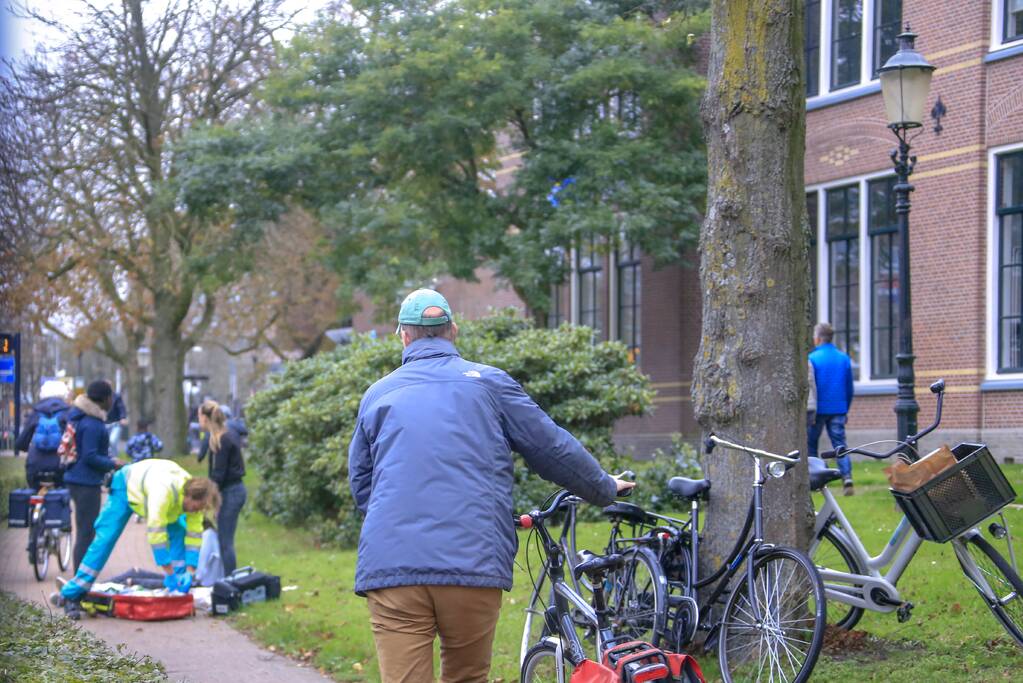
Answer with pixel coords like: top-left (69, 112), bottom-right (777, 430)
top-left (348, 1), bottom-right (1023, 460)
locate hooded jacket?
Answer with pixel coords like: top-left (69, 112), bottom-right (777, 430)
top-left (16, 397), bottom-right (70, 479)
top-left (63, 394), bottom-right (119, 487)
top-left (348, 337), bottom-right (617, 595)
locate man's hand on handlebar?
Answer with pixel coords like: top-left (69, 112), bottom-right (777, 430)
top-left (613, 471), bottom-right (636, 497)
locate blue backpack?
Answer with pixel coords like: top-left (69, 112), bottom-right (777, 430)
top-left (32, 414), bottom-right (62, 452)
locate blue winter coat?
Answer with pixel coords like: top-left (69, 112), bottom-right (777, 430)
top-left (16, 397), bottom-right (70, 485)
top-left (809, 343), bottom-right (855, 415)
top-left (63, 395), bottom-right (119, 487)
top-left (348, 337), bottom-right (617, 595)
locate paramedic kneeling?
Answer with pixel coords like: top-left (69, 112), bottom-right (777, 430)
top-left (349, 289), bottom-right (634, 683)
top-left (58, 458), bottom-right (220, 619)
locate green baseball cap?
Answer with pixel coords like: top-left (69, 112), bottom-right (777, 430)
top-left (396, 289), bottom-right (453, 333)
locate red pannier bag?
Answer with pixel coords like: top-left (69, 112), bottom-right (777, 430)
top-left (568, 642), bottom-right (703, 683)
top-left (113, 593), bottom-right (194, 621)
top-left (569, 641), bottom-right (705, 683)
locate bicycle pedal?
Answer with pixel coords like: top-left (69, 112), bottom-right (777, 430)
top-left (896, 601), bottom-right (915, 623)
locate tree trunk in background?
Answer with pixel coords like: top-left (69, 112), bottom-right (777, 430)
top-left (692, 0), bottom-right (813, 569)
top-left (152, 318), bottom-right (187, 457)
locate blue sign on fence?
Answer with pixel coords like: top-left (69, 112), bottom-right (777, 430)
top-left (0, 355), bottom-right (14, 384)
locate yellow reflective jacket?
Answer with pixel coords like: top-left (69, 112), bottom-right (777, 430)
top-left (124, 459), bottom-right (203, 567)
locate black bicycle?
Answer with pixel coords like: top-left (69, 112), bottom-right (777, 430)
top-left (518, 488), bottom-right (704, 683)
top-left (27, 471), bottom-right (72, 581)
top-left (609, 436), bottom-right (827, 683)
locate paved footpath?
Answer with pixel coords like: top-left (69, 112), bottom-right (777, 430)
top-left (0, 493), bottom-right (333, 683)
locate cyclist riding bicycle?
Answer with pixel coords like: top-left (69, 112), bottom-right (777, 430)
top-left (15, 380), bottom-right (71, 489)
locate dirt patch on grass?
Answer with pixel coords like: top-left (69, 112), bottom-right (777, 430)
top-left (822, 625), bottom-right (923, 662)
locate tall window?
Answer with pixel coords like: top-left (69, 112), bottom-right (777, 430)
top-left (826, 184), bottom-right (860, 377)
top-left (617, 239), bottom-right (641, 365)
top-left (1006, 0), bottom-right (1023, 43)
top-left (807, 191), bottom-right (819, 322)
top-left (805, 0), bottom-right (821, 97)
top-left (807, 0), bottom-right (900, 98)
top-left (873, 0), bottom-right (902, 74)
top-left (577, 236), bottom-right (605, 340)
top-left (998, 151), bottom-right (1023, 372)
top-left (548, 282), bottom-right (566, 329)
top-left (831, 0), bottom-right (863, 90)
top-left (868, 177), bottom-right (899, 378)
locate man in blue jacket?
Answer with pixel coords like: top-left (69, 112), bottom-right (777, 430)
top-left (15, 380), bottom-right (71, 489)
top-left (808, 322), bottom-right (856, 495)
top-left (349, 289), bottom-right (633, 683)
top-left (64, 380), bottom-right (124, 572)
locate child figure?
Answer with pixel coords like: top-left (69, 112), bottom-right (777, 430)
top-left (126, 420), bottom-right (164, 463)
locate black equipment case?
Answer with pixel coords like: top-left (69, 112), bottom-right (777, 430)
top-left (211, 566), bottom-right (281, 615)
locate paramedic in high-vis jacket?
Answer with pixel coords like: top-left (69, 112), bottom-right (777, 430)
top-left (349, 288), bottom-right (635, 683)
top-left (55, 459), bottom-right (220, 619)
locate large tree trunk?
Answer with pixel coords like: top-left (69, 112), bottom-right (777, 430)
top-left (692, 0), bottom-right (813, 569)
top-left (152, 313), bottom-right (188, 457)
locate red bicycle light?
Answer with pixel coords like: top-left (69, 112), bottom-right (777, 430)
top-left (659, 532), bottom-right (670, 540)
top-left (518, 514), bottom-right (533, 529)
top-left (29, 496), bottom-right (44, 505)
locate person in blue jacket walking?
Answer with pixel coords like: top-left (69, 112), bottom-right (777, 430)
top-left (808, 322), bottom-right (856, 495)
top-left (349, 288), bottom-right (634, 683)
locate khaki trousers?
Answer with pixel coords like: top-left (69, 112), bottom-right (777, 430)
top-left (366, 585), bottom-right (503, 683)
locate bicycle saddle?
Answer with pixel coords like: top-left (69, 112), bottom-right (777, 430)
top-left (602, 501), bottom-right (652, 525)
top-left (667, 477), bottom-right (711, 501)
top-left (808, 456), bottom-right (842, 491)
top-left (573, 553), bottom-right (625, 581)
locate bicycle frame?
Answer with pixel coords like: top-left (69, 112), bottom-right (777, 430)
top-left (811, 485), bottom-right (923, 612)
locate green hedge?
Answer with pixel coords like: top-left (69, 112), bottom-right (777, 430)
top-left (0, 456), bottom-right (25, 520)
top-left (247, 309), bottom-right (656, 546)
top-left (0, 591), bottom-right (167, 682)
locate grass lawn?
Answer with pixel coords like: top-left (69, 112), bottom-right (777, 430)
top-left (170, 455), bottom-right (1023, 682)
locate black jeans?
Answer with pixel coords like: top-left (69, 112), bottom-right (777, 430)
top-left (217, 482), bottom-right (247, 575)
top-left (68, 484), bottom-right (103, 572)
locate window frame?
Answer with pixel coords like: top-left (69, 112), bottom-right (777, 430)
top-left (807, 0), bottom-right (902, 104)
top-left (987, 142), bottom-right (1023, 380)
top-left (993, 0), bottom-right (1023, 51)
top-left (616, 239), bottom-right (642, 365)
top-left (866, 176), bottom-right (899, 380)
top-left (808, 169), bottom-right (900, 388)
top-left (576, 235), bottom-right (605, 341)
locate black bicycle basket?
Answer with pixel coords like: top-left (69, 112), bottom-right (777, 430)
top-left (891, 443), bottom-right (1016, 543)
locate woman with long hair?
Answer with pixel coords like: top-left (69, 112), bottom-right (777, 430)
top-left (198, 399), bottom-right (247, 574)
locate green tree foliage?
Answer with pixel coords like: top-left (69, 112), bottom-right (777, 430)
top-left (246, 310), bottom-right (654, 546)
top-left (246, 0), bottom-right (707, 315)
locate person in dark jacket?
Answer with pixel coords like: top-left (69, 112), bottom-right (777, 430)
top-left (808, 322), bottom-right (856, 495)
top-left (16, 380), bottom-right (71, 489)
top-left (198, 399), bottom-right (246, 574)
top-left (106, 392), bottom-right (128, 457)
top-left (64, 380), bottom-right (125, 570)
top-left (348, 289), bottom-right (634, 682)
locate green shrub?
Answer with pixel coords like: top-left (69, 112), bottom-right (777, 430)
top-left (0, 456), bottom-right (25, 519)
top-left (247, 309), bottom-right (654, 546)
top-left (0, 591), bottom-right (167, 682)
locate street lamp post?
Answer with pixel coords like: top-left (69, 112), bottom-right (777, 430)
top-left (878, 26), bottom-right (935, 446)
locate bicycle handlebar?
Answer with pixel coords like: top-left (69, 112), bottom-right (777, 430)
top-left (514, 472), bottom-right (637, 528)
top-left (704, 434), bottom-right (799, 464)
top-left (821, 379), bottom-right (946, 461)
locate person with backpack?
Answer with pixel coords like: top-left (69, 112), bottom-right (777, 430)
top-left (15, 380), bottom-right (71, 489)
top-left (125, 419), bottom-right (164, 463)
top-left (64, 380), bottom-right (125, 571)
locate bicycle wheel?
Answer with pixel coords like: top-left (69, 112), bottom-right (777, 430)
top-left (718, 546), bottom-right (826, 683)
top-left (607, 546), bottom-right (668, 646)
top-left (810, 524), bottom-right (866, 630)
top-left (521, 641), bottom-right (567, 683)
top-left (955, 533), bottom-right (1023, 648)
top-left (57, 529), bottom-right (72, 571)
top-left (32, 523), bottom-right (49, 581)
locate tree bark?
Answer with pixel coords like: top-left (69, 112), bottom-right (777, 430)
top-left (692, 0), bottom-right (813, 570)
top-left (152, 311), bottom-right (188, 457)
